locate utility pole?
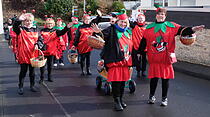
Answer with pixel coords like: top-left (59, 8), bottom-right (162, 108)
top-left (84, 0), bottom-right (86, 12)
top-left (0, 0), bottom-right (4, 34)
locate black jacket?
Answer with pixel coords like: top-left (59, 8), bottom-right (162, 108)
top-left (100, 24), bottom-right (126, 65)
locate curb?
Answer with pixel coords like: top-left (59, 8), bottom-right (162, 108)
top-left (173, 61), bottom-right (210, 81)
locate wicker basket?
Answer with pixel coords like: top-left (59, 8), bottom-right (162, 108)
top-left (67, 49), bottom-right (78, 64)
top-left (180, 27), bottom-right (196, 45)
top-left (87, 34), bottom-right (105, 49)
top-left (30, 49), bottom-right (47, 68)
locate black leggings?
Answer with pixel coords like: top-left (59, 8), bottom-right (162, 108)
top-left (40, 55), bottom-right (54, 79)
top-left (132, 49), bottom-right (147, 72)
top-left (111, 81), bottom-right (125, 98)
top-left (19, 64), bottom-right (35, 88)
top-left (149, 78), bottom-right (169, 99)
top-left (80, 52), bottom-right (91, 70)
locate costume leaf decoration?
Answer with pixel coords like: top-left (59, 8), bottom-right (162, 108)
top-left (116, 30), bottom-right (130, 39)
top-left (146, 21), bottom-right (175, 33)
top-left (156, 36), bottom-right (162, 43)
top-left (115, 9), bottom-right (126, 15)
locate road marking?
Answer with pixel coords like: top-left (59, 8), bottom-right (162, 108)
top-left (42, 82), bottom-right (71, 117)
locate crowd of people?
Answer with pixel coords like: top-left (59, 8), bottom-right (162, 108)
top-left (3, 7), bottom-right (204, 111)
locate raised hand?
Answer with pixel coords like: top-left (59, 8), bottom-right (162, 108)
top-left (91, 23), bottom-right (101, 33)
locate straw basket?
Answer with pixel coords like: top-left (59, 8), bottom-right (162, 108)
top-left (180, 27), bottom-right (196, 45)
top-left (87, 34), bottom-right (105, 49)
top-left (30, 49), bottom-right (47, 67)
top-left (67, 49), bottom-right (78, 64)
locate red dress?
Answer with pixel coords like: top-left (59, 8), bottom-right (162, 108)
top-left (10, 28), bottom-right (17, 54)
top-left (107, 34), bottom-right (133, 82)
top-left (41, 31), bottom-right (59, 57)
top-left (77, 27), bottom-right (93, 54)
top-left (144, 22), bottom-right (180, 79)
top-left (132, 25), bottom-right (145, 50)
top-left (16, 29), bottom-right (38, 64)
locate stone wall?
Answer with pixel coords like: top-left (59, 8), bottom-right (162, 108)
top-left (144, 10), bottom-right (210, 66)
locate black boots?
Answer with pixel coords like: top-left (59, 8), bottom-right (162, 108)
top-left (47, 74), bottom-right (53, 82)
top-left (114, 97), bottom-right (123, 111)
top-left (18, 87), bottom-right (24, 95)
top-left (86, 67), bottom-right (92, 75)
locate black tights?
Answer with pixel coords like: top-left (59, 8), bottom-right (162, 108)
top-left (80, 52), bottom-right (91, 71)
top-left (149, 78), bottom-right (169, 99)
top-left (40, 55), bottom-right (53, 79)
top-left (19, 64), bottom-right (35, 88)
top-left (111, 81), bottom-right (125, 98)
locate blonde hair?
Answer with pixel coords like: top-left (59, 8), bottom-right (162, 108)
top-left (24, 13), bottom-right (34, 21)
top-left (45, 18), bottom-right (55, 24)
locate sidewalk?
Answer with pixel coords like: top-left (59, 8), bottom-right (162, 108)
top-left (173, 61), bottom-right (210, 81)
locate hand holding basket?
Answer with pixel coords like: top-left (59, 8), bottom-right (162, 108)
top-left (30, 49), bottom-right (47, 67)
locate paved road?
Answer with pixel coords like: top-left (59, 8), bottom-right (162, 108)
top-left (0, 41), bottom-right (210, 117)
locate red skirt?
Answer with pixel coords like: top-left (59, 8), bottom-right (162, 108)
top-left (106, 60), bottom-right (131, 82)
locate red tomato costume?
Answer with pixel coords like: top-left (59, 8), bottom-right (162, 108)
top-left (143, 22), bottom-right (180, 79)
top-left (107, 34), bottom-right (133, 82)
top-left (16, 29), bottom-right (38, 64)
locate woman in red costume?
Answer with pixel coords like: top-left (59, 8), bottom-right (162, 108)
top-left (13, 13), bottom-right (45, 95)
top-left (39, 18), bottom-right (71, 83)
top-left (93, 9), bottom-right (133, 111)
top-left (53, 18), bottom-right (68, 67)
top-left (139, 8), bottom-right (204, 106)
top-left (130, 13), bottom-right (147, 78)
top-left (73, 11), bottom-right (108, 75)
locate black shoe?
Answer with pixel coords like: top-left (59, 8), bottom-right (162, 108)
top-left (18, 88), bottom-right (24, 95)
top-left (114, 97), bottom-right (123, 111)
top-left (81, 71), bottom-right (85, 76)
top-left (30, 86), bottom-right (37, 92)
top-left (120, 98), bottom-right (127, 108)
top-left (142, 71), bottom-right (147, 77)
top-left (86, 69), bottom-right (92, 75)
top-left (39, 79), bottom-right (44, 84)
top-left (48, 78), bottom-right (53, 82)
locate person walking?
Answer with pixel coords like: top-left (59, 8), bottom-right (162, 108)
top-left (139, 7), bottom-right (205, 106)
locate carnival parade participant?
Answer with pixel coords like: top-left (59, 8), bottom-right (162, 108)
top-left (73, 10), bottom-right (107, 75)
top-left (39, 18), bottom-right (71, 83)
top-left (92, 9), bottom-right (133, 111)
top-left (68, 16), bottom-right (82, 48)
top-left (53, 18), bottom-right (68, 67)
top-left (138, 7), bottom-right (205, 106)
top-left (130, 12), bottom-right (147, 78)
top-left (13, 13), bottom-right (45, 95)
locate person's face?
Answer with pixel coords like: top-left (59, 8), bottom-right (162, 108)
top-left (117, 19), bottom-right (128, 29)
top-left (8, 19), bottom-right (12, 24)
top-left (110, 17), bottom-right (117, 24)
top-left (72, 18), bottom-right (78, 24)
top-left (83, 16), bottom-right (91, 24)
top-left (56, 21), bottom-right (62, 26)
top-left (23, 18), bottom-right (34, 28)
top-left (46, 22), bottom-right (55, 29)
top-left (137, 15), bottom-right (145, 23)
top-left (156, 12), bottom-right (166, 22)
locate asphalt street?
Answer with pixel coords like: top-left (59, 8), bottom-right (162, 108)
top-left (0, 40), bottom-right (210, 117)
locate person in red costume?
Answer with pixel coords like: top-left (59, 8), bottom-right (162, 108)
top-left (130, 13), bottom-right (147, 78)
top-left (92, 9), bottom-right (133, 111)
top-left (68, 16), bottom-right (82, 48)
top-left (39, 18), bottom-right (71, 83)
top-left (139, 8), bottom-right (205, 106)
top-left (53, 18), bottom-right (68, 67)
top-left (72, 10), bottom-right (109, 75)
top-left (13, 13), bottom-right (45, 95)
